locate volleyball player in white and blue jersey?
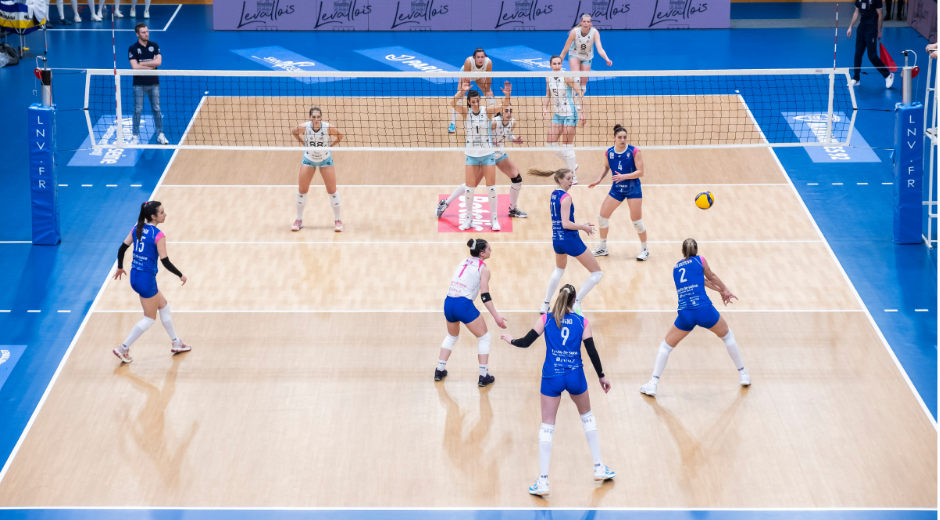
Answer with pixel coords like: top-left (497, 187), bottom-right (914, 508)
top-left (501, 284), bottom-right (614, 496)
top-left (589, 124), bottom-right (650, 260)
top-left (449, 80), bottom-right (513, 232)
top-left (559, 14), bottom-right (613, 93)
top-left (112, 201), bottom-right (189, 363)
top-left (290, 107), bottom-right (345, 233)
top-left (527, 167), bottom-right (603, 315)
top-left (640, 239), bottom-right (750, 397)
top-left (543, 56), bottom-right (585, 184)
top-left (435, 238), bottom-right (508, 387)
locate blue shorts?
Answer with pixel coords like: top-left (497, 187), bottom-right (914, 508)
top-left (444, 296), bottom-right (481, 324)
top-left (674, 305), bottom-right (721, 332)
top-left (465, 154), bottom-right (496, 166)
top-left (541, 368), bottom-right (588, 397)
top-left (495, 153), bottom-right (509, 164)
top-left (130, 269), bottom-right (158, 299)
top-left (302, 156), bottom-right (333, 168)
top-left (609, 184), bottom-right (642, 202)
top-left (551, 113), bottom-right (578, 127)
top-left (552, 237), bottom-right (588, 257)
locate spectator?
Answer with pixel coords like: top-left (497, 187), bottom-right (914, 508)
top-left (128, 23), bottom-right (167, 145)
top-left (928, 42), bottom-right (937, 60)
top-left (847, 0), bottom-right (894, 89)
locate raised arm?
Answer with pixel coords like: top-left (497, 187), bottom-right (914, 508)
top-left (701, 256), bottom-right (735, 306)
top-left (480, 266), bottom-right (507, 329)
top-left (450, 80), bottom-right (470, 117)
top-left (487, 81), bottom-right (512, 116)
top-left (156, 234), bottom-right (187, 285)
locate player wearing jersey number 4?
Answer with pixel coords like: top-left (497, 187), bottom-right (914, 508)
top-left (639, 239), bottom-right (750, 397)
top-left (112, 202), bottom-right (190, 363)
top-left (588, 124), bottom-right (649, 261)
top-left (436, 103), bottom-right (527, 220)
top-left (435, 239), bottom-right (509, 387)
top-left (290, 107), bottom-right (345, 233)
top-left (449, 80), bottom-right (513, 232)
top-left (501, 285), bottom-right (614, 496)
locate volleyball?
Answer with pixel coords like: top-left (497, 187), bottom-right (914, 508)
top-left (695, 191), bottom-right (714, 209)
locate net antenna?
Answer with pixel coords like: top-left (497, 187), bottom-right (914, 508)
top-left (111, 2), bottom-right (124, 145)
top-left (82, 68), bottom-right (858, 153)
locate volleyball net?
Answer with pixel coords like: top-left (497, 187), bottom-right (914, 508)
top-left (81, 68), bottom-right (857, 151)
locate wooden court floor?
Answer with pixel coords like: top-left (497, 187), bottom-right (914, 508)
top-left (0, 106), bottom-right (935, 508)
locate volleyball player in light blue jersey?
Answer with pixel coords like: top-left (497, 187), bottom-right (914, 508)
top-left (559, 14), bottom-right (613, 93)
top-left (640, 239), bottom-right (750, 397)
top-left (589, 124), bottom-right (650, 260)
top-left (543, 56), bottom-right (585, 185)
top-left (527, 167), bottom-right (603, 315)
top-left (501, 284), bottom-right (614, 496)
top-left (112, 201), bottom-right (190, 363)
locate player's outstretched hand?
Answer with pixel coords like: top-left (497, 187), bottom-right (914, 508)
top-left (500, 334), bottom-right (513, 344)
top-left (512, 137), bottom-right (524, 144)
top-left (588, 179), bottom-right (601, 188)
top-left (501, 81), bottom-right (512, 97)
top-left (606, 59), bottom-right (612, 67)
top-left (599, 377), bottom-right (611, 393)
top-left (580, 111), bottom-right (588, 126)
top-left (721, 289), bottom-right (737, 306)
top-left (582, 222), bottom-right (596, 236)
top-left (113, 268), bottom-right (126, 281)
top-left (180, 275), bottom-right (188, 286)
top-left (495, 315), bottom-right (509, 329)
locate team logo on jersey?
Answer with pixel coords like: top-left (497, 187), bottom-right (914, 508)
top-left (137, 48), bottom-right (142, 54)
top-left (626, 152), bottom-right (631, 158)
top-left (609, 152), bottom-right (614, 159)
top-left (148, 46), bottom-right (154, 52)
top-left (143, 228), bottom-right (149, 235)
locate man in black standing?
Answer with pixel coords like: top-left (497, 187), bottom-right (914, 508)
top-left (847, 0), bottom-right (894, 89)
top-left (128, 23), bottom-right (168, 145)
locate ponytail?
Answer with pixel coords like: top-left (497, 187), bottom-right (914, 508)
top-left (682, 238), bottom-right (698, 258)
top-left (551, 284), bottom-right (577, 328)
top-left (467, 238), bottom-right (488, 257)
top-left (136, 201), bottom-right (161, 241)
top-left (527, 167), bottom-right (572, 185)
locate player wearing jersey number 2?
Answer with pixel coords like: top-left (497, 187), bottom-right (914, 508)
top-left (501, 284), bottom-right (615, 496)
top-left (639, 239), bottom-right (751, 397)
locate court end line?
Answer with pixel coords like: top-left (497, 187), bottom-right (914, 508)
top-left (92, 309), bottom-right (866, 314)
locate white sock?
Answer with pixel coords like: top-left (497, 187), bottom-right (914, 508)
top-left (329, 192), bottom-right (341, 220)
top-left (86, 0), bottom-right (95, 14)
top-left (543, 267), bottom-right (564, 309)
top-left (563, 145), bottom-right (577, 173)
top-left (463, 185), bottom-right (475, 222)
top-left (122, 316), bottom-right (155, 348)
top-left (581, 412), bottom-right (602, 466)
top-left (549, 142), bottom-right (565, 163)
top-left (296, 193), bottom-right (306, 221)
top-left (487, 185), bottom-right (498, 221)
top-left (509, 178), bottom-right (522, 210)
top-left (575, 271), bottom-right (603, 306)
top-left (539, 423), bottom-right (554, 478)
top-left (445, 184), bottom-right (466, 206)
top-left (479, 364), bottom-right (488, 377)
top-left (652, 341), bottom-right (673, 379)
top-left (722, 331), bottom-right (745, 371)
top-left (437, 359), bottom-right (447, 371)
top-left (158, 305), bottom-right (179, 344)
top-left (56, 0), bottom-right (66, 19)
top-left (450, 108), bottom-right (456, 125)
top-left (599, 238), bottom-right (607, 247)
top-left (641, 241), bottom-right (648, 251)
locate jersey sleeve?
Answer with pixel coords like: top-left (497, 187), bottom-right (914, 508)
top-left (152, 42), bottom-right (160, 55)
top-left (155, 231), bottom-right (165, 243)
top-left (128, 45), bottom-right (135, 60)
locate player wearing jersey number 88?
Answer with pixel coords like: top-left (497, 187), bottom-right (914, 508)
top-left (450, 80), bottom-right (513, 232)
top-left (501, 285), bottom-right (614, 496)
top-left (639, 239), bottom-right (751, 398)
top-left (543, 56), bottom-right (585, 185)
top-left (290, 107), bottom-right (345, 233)
top-left (559, 15), bottom-right (613, 93)
top-left (527, 167), bottom-right (604, 316)
top-left (435, 239), bottom-right (508, 387)
top-left (588, 124), bottom-right (649, 261)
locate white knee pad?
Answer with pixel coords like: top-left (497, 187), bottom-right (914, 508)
top-left (441, 334), bottom-right (458, 351)
top-left (580, 411), bottom-right (597, 432)
top-left (562, 145), bottom-right (576, 160)
top-left (589, 271), bottom-right (603, 284)
top-left (137, 316), bottom-right (155, 331)
top-left (478, 332), bottom-right (491, 355)
top-left (597, 216), bottom-right (610, 229)
top-left (539, 423), bottom-right (555, 442)
top-left (632, 219), bottom-right (646, 233)
top-left (722, 330), bottom-right (736, 347)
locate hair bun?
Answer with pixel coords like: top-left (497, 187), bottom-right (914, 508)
top-left (467, 239), bottom-right (476, 249)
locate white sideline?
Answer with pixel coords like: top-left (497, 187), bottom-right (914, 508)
top-left (167, 240), bottom-right (824, 245)
top-left (158, 183), bottom-right (791, 188)
top-left (737, 94), bottom-right (937, 429)
top-left (0, 95), bottom-right (208, 488)
top-left (92, 309), bottom-right (865, 314)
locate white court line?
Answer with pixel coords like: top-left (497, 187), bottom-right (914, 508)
top-left (0, 310), bottom-right (9, 313)
top-left (0, 507), bottom-right (935, 512)
top-left (0, 95), bottom-right (207, 488)
top-left (106, 185), bottom-right (117, 187)
top-left (170, 240), bottom-right (825, 245)
top-left (130, 184), bottom-right (142, 187)
top-left (160, 183), bottom-right (791, 188)
top-left (162, 4), bottom-right (182, 31)
top-left (737, 94), bottom-right (937, 429)
top-left (832, 183), bottom-right (843, 185)
top-left (58, 310), bottom-right (71, 313)
top-left (26, 310), bottom-right (40, 313)
top-left (883, 182), bottom-right (893, 185)
top-left (807, 183), bottom-right (818, 185)
top-left (93, 309), bottom-right (865, 314)
top-left (58, 184), bottom-right (67, 187)
top-left (885, 309), bottom-right (899, 312)
top-left (0, 241), bottom-right (30, 244)
top-left (915, 309), bottom-right (929, 312)
top-left (858, 183), bottom-right (868, 185)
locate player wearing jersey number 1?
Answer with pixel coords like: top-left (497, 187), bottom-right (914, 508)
top-left (290, 107), bottom-right (345, 233)
top-left (436, 239), bottom-right (508, 387)
top-left (588, 124), bottom-right (650, 261)
top-left (639, 239), bottom-right (751, 397)
top-left (450, 48), bottom-right (495, 134)
top-left (559, 14), bottom-right (613, 94)
top-left (436, 103), bottom-right (528, 220)
top-left (450, 80), bottom-right (513, 232)
top-left (501, 284), bottom-right (615, 496)
top-left (112, 201), bottom-right (190, 363)
top-left (527, 167), bottom-right (604, 315)
top-left (544, 56), bottom-right (585, 185)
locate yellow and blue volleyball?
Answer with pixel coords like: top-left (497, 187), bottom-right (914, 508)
top-left (695, 191), bottom-right (714, 209)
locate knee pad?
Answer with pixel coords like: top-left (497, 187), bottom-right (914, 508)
top-left (632, 219), bottom-right (646, 233)
top-left (722, 330), bottom-right (736, 347)
top-left (137, 316), bottom-right (155, 331)
top-left (550, 267), bottom-right (565, 281)
top-left (597, 216), bottom-right (610, 229)
top-left (329, 193), bottom-right (340, 207)
top-left (580, 411), bottom-right (597, 432)
top-left (478, 332), bottom-right (491, 355)
top-left (589, 271), bottom-right (604, 284)
top-left (441, 334), bottom-right (458, 351)
top-left (539, 423), bottom-right (555, 442)
top-left (562, 145), bottom-right (576, 160)
top-left (511, 174), bottom-right (523, 184)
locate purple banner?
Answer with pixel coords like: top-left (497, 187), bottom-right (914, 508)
top-left (907, 0), bottom-right (937, 43)
top-left (213, 0), bottom-right (729, 31)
